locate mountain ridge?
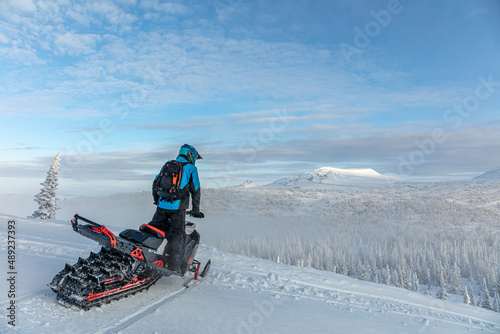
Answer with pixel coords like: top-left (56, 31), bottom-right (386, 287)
top-left (474, 168), bottom-right (500, 180)
top-left (268, 166), bottom-right (397, 187)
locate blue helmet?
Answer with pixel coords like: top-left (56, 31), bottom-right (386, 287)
top-left (179, 144), bottom-right (202, 165)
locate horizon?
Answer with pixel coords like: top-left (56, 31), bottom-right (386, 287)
top-left (1, 0), bottom-right (500, 197)
top-left (5, 164), bottom-right (498, 196)
top-left (0, 163), bottom-right (498, 217)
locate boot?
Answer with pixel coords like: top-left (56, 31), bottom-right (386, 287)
top-left (167, 232), bottom-right (185, 274)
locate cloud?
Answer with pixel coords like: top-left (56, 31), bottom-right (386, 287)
top-left (87, 1), bottom-right (138, 30)
top-left (1, 0), bottom-right (499, 195)
top-left (65, 7), bottom-right (93, 27)
top-left (0, 0), bottom-right (37, 16)
top-left (0, 41), bottom-right (44, 66)
top-left (2, 120), bottom-right (499, 197)
top-left (0, 32), bottom-right (9, 44)
top-left (0, 0), bottom-right (483, 122)
top-left (139, 0), bottom-right (191, 15)
top-left (54, 32), bottom-right (101, 56)
top-left (198, 120), bottom-right (500, 180)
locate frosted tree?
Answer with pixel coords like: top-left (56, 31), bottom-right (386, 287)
top-left (493, 292), bottom-right (500, 312)
top-left (384, 264), bottom-right (391, 286)
top-left (425, 268), bottom-right (432, 290)
top-left (477, 294), bottom-right (484, 310)
top-left (411, 272), bottom-right (420, 292)
top-left (436, 270), bottom-right (448, 300)
top-left (450, 263), bottom-right (464, 295)
top-left (481, 278), bottom-right (492, 310)
top-left (469, 284), bottom-right (476, 306)
top-left (29, 153), bottom-right (61, 219)
top-left (463, 286), bottom-right (471, 305)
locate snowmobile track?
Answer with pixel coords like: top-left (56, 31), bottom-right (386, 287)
top-left (50, 247), bottom-right (162, 310)
top-left (99, 282), bottom-right (202, 334)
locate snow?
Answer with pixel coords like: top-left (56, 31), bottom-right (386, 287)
top-left (474, 168), bottom-right (500, 180)
top-left (236, 180), bottom-right (259, 188)
top-left (1, 179), bottom-right (499, 333)
top-left (1, 209), bottom-right (499, 333)
top-left (269, 167), bottom-right (397, 187)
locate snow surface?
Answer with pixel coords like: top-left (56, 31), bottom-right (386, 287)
top-left (474, 168), bottom-right (500, 180)
top-left (269, 167), bottom-right (396, 187)
top-left (1, 213), bottom-right (499, 333)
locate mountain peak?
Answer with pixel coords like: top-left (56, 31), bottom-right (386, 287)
top-left (311, 167), bottom-right (383, 177)
top-left (473, 168), bottom-right (500, 180)
top-left (237, 180), bottom-right (259, 188)
top-left (269, 166), bottom-right (396, 187)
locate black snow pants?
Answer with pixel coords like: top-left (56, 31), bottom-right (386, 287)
top-left (149, 208), bottom-right (185, 272)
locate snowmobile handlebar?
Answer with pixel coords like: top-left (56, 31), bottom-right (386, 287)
top-left (72, 214), bottom-right (103, 229)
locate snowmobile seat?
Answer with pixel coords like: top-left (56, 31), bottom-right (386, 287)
top-left (119, 229), bottom-right (164, 249)
top-left (139, 224), bottom-right (166, 239)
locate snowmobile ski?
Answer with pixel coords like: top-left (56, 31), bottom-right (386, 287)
top-left (48, 213), bottom-right (210, 310)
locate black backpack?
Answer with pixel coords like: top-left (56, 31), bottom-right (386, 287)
top-left (154, 161), bottom-right (189, 203)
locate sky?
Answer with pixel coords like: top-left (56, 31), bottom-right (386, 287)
top-left (0, 0), bottom-right (500, 196)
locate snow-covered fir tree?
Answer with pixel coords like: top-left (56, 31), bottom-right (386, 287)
top-left (436, 270), bottom-right (448, 300)
top-left (29, 153), bottom-right (61, 219)
top-left (411, 272), bottom-right (419, 292)
top-left (481, 278), bottom-right (492, 310)
top-left (463, 286), bottom-right (470, 305)
top-left (450, 263), bottom-right (464, 295)
top-left (493, 292), bottom-right (500, 312)
top-left (469, 284), bottom-right (476, 306)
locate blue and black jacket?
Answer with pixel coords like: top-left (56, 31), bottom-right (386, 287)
top-left (152, 156), bottom-right (201, 211)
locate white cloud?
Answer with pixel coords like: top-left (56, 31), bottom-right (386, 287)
top-left (139, 0), bottom-right (191, 15)
top-left (65, 7), bottom-right (92, 27)
top-left (89, 1), bottom-right (120, 16)
top-left (0, 40), bottom-right (45, 66)
top-left (0, 0), bottom-right (37, 15)
top-left (116, 0), bottom-right (137, 5)
top-left (54, 32), bottom-right (100, 56)
top-left (0, 32), bottom-right (9, 44)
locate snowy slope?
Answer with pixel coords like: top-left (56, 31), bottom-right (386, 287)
top-left (269, 167), bottom-right (396, 187)
top-left (1, 214), bottom-right (499, 334)
top-left (474, 168), bottom-right (500, 180)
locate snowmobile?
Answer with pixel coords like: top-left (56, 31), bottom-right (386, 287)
top-left (48, 211), bottom-right (210, 310)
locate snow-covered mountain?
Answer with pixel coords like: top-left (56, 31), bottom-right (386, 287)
top-left (236, 180), bottom-right (259, 188)
top-left (474, 168), bottom-right (500, 180)
top-left (1, 213), bottom-right (498, 333)
top-left (269, 167), bottom-right (396, 187)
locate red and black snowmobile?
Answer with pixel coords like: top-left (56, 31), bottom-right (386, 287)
top-left (48, 211), bottom-right (210, 310)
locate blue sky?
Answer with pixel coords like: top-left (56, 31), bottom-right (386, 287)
top-left (1, 0), bottom-right (499, 196)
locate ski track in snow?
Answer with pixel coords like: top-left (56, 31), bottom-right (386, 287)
top-left (99, 282), bottom-right (198, 334)
top-left (207, 249), bottom-right (500, 333)
top-left (13, 247), bottom-right (498, 334)
top-left (2, 215), bottom-right (500, 333)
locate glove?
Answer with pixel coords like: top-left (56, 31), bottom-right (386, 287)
top-left (190, 210), bottom-right (204, 218)
top-left (153, 196), bottom-right (159, 206)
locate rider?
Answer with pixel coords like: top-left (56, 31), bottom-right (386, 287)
top-left (149, 144), bottom-right (204, 273)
